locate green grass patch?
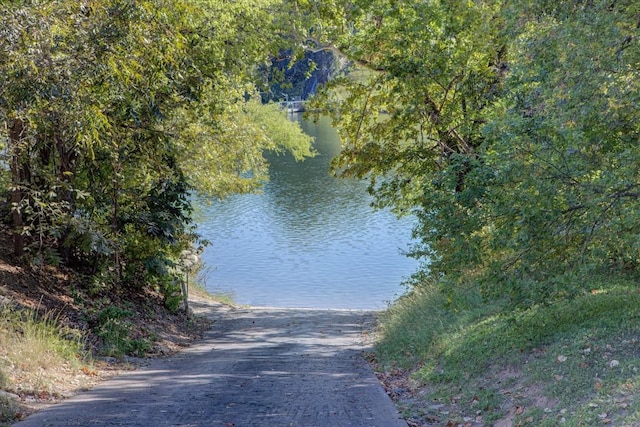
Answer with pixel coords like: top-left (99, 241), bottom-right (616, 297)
top-left (94, 305), bottom-right (152, 358)
top-left (375, 277), bottom-right (640, 425)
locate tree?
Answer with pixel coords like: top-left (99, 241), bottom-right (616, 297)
top-left (303, 0), bottom-right (640, 305)
top-left (305, 0), bottom-right (507, 290)
top-left (0, 0), bottom-right (313, 299)
top-left (480, 0), bottom-right (640, 301)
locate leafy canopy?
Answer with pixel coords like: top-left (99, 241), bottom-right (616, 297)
top-left (0, 0), bottom-right (313, 300)
top-left (306, 0), bottom-right (640, 306)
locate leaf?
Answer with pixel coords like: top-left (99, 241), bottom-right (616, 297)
top-left (81, 366), bottom-right (97, 376)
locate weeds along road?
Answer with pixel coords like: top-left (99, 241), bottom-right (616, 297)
top-left (14, 299), bottom-right (407, 427)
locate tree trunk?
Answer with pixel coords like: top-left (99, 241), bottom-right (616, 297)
top-left (55, 124), bottom-right (77, 263)
top-left (9, 119), bottom-right (27, 257)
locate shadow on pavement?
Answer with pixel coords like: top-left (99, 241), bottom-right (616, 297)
top-left (14, 306), bottom-right (407, 427)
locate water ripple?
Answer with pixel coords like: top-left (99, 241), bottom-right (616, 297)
top-left (194, 117), bottom-right (418, 309)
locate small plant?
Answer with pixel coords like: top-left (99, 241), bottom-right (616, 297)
top-left (0, 393), bottom-right (21, 426)
top-left (94, 305), bottom-right (153, 357)
top-left (95, 306), bottom-right (134, 357)
top-left (158, 275), bottom-right (183, 313)
top-left (0, 371), bottom-right (19, 425)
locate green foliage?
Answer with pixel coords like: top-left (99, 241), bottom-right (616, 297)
top-left (482, 0), bottom-right (640, 289)
top-left (376, 276), bottom-right (640, 424)
top-left (307, 0), bottom-right (640, 307)
top-left (155, 274), bottom-right (183, 313)
top-left (309, 0), bottom-right (508, 297)
top-left (0, 0), bottom-right (313, 296)
top-left (175, 96), bottom-right (314, 197)
top-left (95, 306), bottom-right (151, 357)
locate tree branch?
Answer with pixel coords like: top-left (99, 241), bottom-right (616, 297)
top-left (302, 36), bottom-right (385, 72)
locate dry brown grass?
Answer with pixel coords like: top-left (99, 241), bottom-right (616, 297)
top-left (0, 303), bottom-right (122, 425)
top-left (0, 304), bottom-right (86, 393)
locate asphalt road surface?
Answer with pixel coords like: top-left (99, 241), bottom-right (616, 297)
top-left (14, 300), bottom-right (407, 427)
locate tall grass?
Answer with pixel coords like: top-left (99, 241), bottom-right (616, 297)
top-left (0, 303), bottom-right (88, 424)
top-left (0, 304), bottom-right (86, 371)
top-left (375, 283), bottom-right (504, 368)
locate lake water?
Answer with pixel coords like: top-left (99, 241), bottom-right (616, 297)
top-left (195, 116), bottom-right (418, 310)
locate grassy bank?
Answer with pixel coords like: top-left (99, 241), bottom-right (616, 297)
top-left (374, 276), bottom-right (640, 426)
